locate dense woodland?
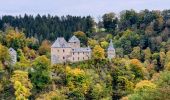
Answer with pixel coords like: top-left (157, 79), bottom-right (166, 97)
top-left (0, 15), bottom-right (94, 41)
top-left (0, 9), bottom-right (170, 100)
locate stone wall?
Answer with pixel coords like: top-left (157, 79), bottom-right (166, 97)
top-left (51, 47), bottom-right (72, 64)
top-left (68, 52), bottom-right (91, 62)
top-left (68, 42), bottom-right (80, 48)
top-left (107, 50), bottom-right (115, 59)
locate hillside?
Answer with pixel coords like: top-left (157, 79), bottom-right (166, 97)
top-left (0, 9), bottom-right (170, 100)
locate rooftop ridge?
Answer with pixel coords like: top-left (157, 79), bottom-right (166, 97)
top-left (68, 35), bottom-right (80, 43)
top-left (51, 37), bottom-right (70, 48)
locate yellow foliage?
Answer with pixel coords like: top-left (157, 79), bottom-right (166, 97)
top-left (0, 83), bottom-right (3, 92)
top-left (135, 80), bottom-right (156, 92)
top-left (130, 59), bottom-right (149, 80)
top-left (165, 62), bottom-right (170, 71)
top-left (11, 70), bottom-right (32, 89)
top-left (14, 81), bottom-right (31, 100)
top-left (130, 59), bottom-right (142, 67)
top-left (5, 30), bottom-right (26, 48)
top-left (73, 31), bottom-right (85, 37)
top-left (66, 66), bottom-right (89, 94)
top-left (10, 70), bottom-right (33, 99)
top-left (88, 38), bottom-right (98, 48)
top-left (0, 61), bottom-right (3, 71)
top-left (92, 45), bottom-right (105, 60)
top-left (66, 66), bottom-right (85, 76)
top-left (33, 55), bottom-right (50, 68)
top-left (100, 41), bottom-right (109, 49)
top-left (36, 90), bottom-right (66, 100)
top-left (0, 44), bottom-right (10, 62)
top-left (120, 96), bottom-right (129, 100)
top-left (93, 83), bottom-right (103, 93)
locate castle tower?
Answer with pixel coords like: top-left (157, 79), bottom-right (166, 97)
top-left (51, 37), bottom-right (72, 64)
top-left (68, 35), bottom-right (80, 48)
top-left (107, 39), bottom-right (116, 60)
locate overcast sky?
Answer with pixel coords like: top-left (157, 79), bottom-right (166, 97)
top-left (0, 0), bottom-right (170, 18)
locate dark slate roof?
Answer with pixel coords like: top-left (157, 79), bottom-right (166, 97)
top-left (108, 39), bottom-right (115, 51)
top-left (68, 35), bottom-right (80, 43)
top-left (51, 37), bottom-right (70, 48)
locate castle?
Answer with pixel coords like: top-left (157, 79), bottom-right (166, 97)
top-left (51, 35), bottom-right (116, 64)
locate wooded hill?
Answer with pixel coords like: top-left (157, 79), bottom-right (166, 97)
top-left (0, 9), bottom-right (170, 100)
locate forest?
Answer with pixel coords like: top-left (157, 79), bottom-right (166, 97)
top-left (0, 9), bottom-right (170, 100)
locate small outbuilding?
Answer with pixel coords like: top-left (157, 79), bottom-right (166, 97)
top-left (8, 48), bottom-right (17, 65)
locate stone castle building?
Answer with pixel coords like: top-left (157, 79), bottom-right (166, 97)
top-left (51, 36), bottom-right (91, 64)
top-left (51, 36), bottom-right (116, 64)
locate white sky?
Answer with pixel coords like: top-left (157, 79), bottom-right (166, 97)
top-left (0, 0), bottom-right (169, 18)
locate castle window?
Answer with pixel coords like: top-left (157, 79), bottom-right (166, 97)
top-left (83, 52), bottom-right (84, 54)
top-left (78, 52), bottom-right (79, 55)
top-left (58, 50), bottom-right (59, 52)
top-left (63, 57), bottom-right (65, 59)
top-left (83, 57), bottom-right (84, 60)
top-left (73, 52), bottom-right (74, 55)
top-left (63, 49), bottom-right (65, 52)
top-left (78, 57), bottom-right (79, 60)
top-left (73, 57), bottom-right (74, 61)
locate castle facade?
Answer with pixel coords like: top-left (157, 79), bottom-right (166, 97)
top-left (51, 36), bottom-right (91, 64)
top-left (51, 36), bottom-right (116, 64)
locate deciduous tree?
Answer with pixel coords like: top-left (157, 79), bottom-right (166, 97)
top-left (92, 45), bottom-right (105, 60)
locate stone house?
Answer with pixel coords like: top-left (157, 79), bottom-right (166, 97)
top-left (51, 36), bottom-right (116, 64)
top-left (51, 36), bottom-right (91, 64)
top-left (8, 48), bottom-right (17, 65)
